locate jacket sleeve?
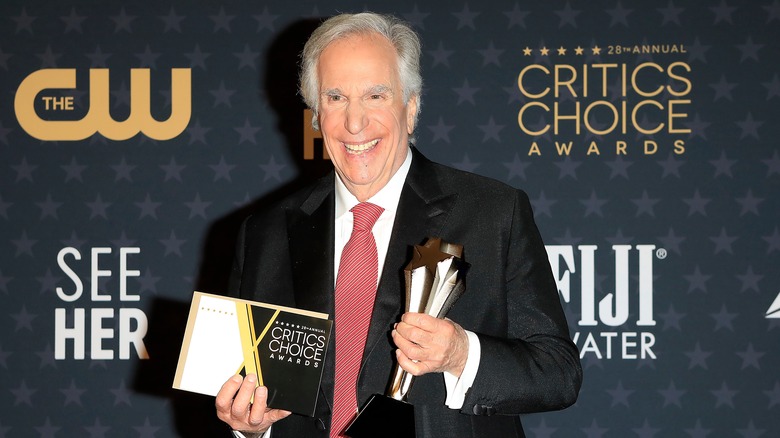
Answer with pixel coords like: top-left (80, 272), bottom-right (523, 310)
top-left (460, 190), bottom-right (582, 415)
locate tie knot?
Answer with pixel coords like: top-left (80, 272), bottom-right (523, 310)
top-left (350, 202), bottom-right (384, 232)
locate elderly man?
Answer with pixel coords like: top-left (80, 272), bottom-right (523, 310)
top-left (216, 12), bottom-right (581, 438)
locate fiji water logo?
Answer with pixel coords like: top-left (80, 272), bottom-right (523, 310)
top-left (546, 244), bottom-right (665, 360)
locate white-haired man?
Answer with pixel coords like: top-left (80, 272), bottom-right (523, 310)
top-left (215, 12), bottom-right (581, 438)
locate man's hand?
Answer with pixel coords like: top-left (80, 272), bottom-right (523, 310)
top-left (392, 313), bottom-right (469, 377)
top-left (215, 374), bottom-right (292, 435)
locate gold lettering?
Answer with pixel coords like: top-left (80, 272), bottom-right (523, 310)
top-left (518, 65), bottom-right (550, 99)
top-left (583, 100), bottom-right (618, 135)
top-left (667, 62), bottom-right (692, 96)
top-left (303, 109), bottom-right (327, 160)
top-left (554, 101), bottom-right (580, 135)
top-left (555, 141), bottom-right (573, 155)
top-left (632, 100), bottom-right (664, 135)
top-left (554, 64), bottom-right (578, 98)
top-left (590, 64), bottom-right (619, 97)
top-left (667, 100), bottom-right (691, 134)
top-left (632, 62), bottom-right (664, 97)
top-left (518, 102), bottom-right (550, 135)
top-left (15, 68), bottom-right (191, 141)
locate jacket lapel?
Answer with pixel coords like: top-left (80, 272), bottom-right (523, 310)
top-left (360, 149), bottom-right (459, 395)
top-left (287, 174), bottom-right (336, 316)
top-left (286, 174), bottom-right (338, 414)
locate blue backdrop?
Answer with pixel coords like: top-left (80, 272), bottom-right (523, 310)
top-left (1, 0), bottom-right (779, 436)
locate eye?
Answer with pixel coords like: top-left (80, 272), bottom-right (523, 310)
top-left (328, 94), bottom-right (343, 102)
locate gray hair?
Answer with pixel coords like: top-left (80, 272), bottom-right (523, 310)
top-left (299, 12), bottom-right (423, 131)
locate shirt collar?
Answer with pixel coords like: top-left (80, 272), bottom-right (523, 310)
top-left (335, 147), bottom-right (413, 219)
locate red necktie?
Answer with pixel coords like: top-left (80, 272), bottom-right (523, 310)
top-left (331, 202), bottom-right (384, 437)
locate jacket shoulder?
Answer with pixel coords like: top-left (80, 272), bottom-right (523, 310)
top-left (420, 153), bottom-right (529, 203)
top-left (243, 173), bottom-right (333, 229)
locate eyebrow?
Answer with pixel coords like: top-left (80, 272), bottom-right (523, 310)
top-left (366, 84), bottom-right (392, 95)
top-left (320, 84), bottom-right (393, 97)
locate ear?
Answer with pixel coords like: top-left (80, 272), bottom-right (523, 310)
top-left (406, 94), bottom-right (418, 134)
top-left (312, 109), bottom-right (321, 131)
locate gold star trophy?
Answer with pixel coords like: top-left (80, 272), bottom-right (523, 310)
top-left (345, 237), bottom-right (468, 438)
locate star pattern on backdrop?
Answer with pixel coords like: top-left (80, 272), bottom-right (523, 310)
top-left (0, 2), bottom-right (778, 437)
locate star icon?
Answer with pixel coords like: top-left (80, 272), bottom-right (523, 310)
top-left (427, 117), bottom-right (455, 143)
top-left (234, 118), bottom-right (262, 144)
top-left (13, 7), bottom-right (37, 34)
top-left (60, 7), bottom-right (86, 34)
top-left (254, 7), bottom-right (279, 32)
top-left (429, 41), bottom-right (454, 68)
top-left (110, 7), bottom-right (136, 33)
top-left (210, 6), bottom-right (235, 33)
top-left (504, 4), bottom-right (530, 28)
top-left (86, 194), bottom-right (111, 219)
top-left (453, 4), bottom-right (479, 30)
top-left (210, 156), bottom-right (236, 182)
top-left (260, 155), bottom-right (286, 182)
top-left (554, 2), bottom-right (581, 28)
top-left (159, 6), bottom-right (185, 32)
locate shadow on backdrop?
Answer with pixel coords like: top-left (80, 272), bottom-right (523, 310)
top-left (132, 18), bottom-right (333, 436)
top-left (195, 17), bottom-right (331, 297)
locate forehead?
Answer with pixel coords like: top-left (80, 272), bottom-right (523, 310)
top-left (317, 32), bottom-right (399, 90)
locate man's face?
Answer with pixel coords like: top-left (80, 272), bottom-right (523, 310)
top-left (317, 32), bottom-right (417, 201)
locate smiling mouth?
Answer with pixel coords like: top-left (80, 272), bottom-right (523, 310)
top-left (344, 139), bottom-right (379, 154)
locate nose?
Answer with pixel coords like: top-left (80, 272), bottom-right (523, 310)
top-left (344, 101), bottom-right (367, 134)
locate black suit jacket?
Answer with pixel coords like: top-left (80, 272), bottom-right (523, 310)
top-left (229, 148), bottom-right (582, 437)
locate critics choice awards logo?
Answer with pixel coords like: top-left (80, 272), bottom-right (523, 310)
top-left (517, 43), bottom-right (691, 157)
top-left (267, 320), bottom-right (327, 368)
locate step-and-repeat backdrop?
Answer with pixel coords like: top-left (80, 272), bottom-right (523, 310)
top-left (2, 0), bottom-right (779, 436)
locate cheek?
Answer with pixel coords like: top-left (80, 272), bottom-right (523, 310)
top-left (319, 109), bottom-right (345, 130)
top-left (376, 110), bottom-right (405, 133)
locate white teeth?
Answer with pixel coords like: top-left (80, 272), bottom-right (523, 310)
top-left (344, 139), bottom-right (379, 154)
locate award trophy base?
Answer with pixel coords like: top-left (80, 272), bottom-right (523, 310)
top-left (344, 394), bottom-right (416, 438)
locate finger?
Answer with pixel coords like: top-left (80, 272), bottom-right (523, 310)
top-left (215, 375), bottom-right (244, 416)
top-left (401, 312), bottom-right (436, 332)
top-left (247, 386), bottom-right (269, 426)
top-left (247, 387), bottom-right (292, 429)
top-left (231, 374), bottom-right (258, 418)
top-left (396, 349), bottom-right (433, 376)
top-left (395, 320), bottom-right (469, 376)
top-left (395, 321), bottom-right (433, 347)
top-left (265, 408), bottom-right (293, 424)
top-left (392, 329), bottom-right (427, 361)
top-left (395, 349), bottom-right (422, 376)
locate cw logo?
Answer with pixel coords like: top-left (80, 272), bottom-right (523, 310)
top-left (15, 68), bottom-right (191, 141)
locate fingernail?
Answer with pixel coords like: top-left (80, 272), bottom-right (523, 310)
top-left (247, 374), bottom-right (256, 383)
